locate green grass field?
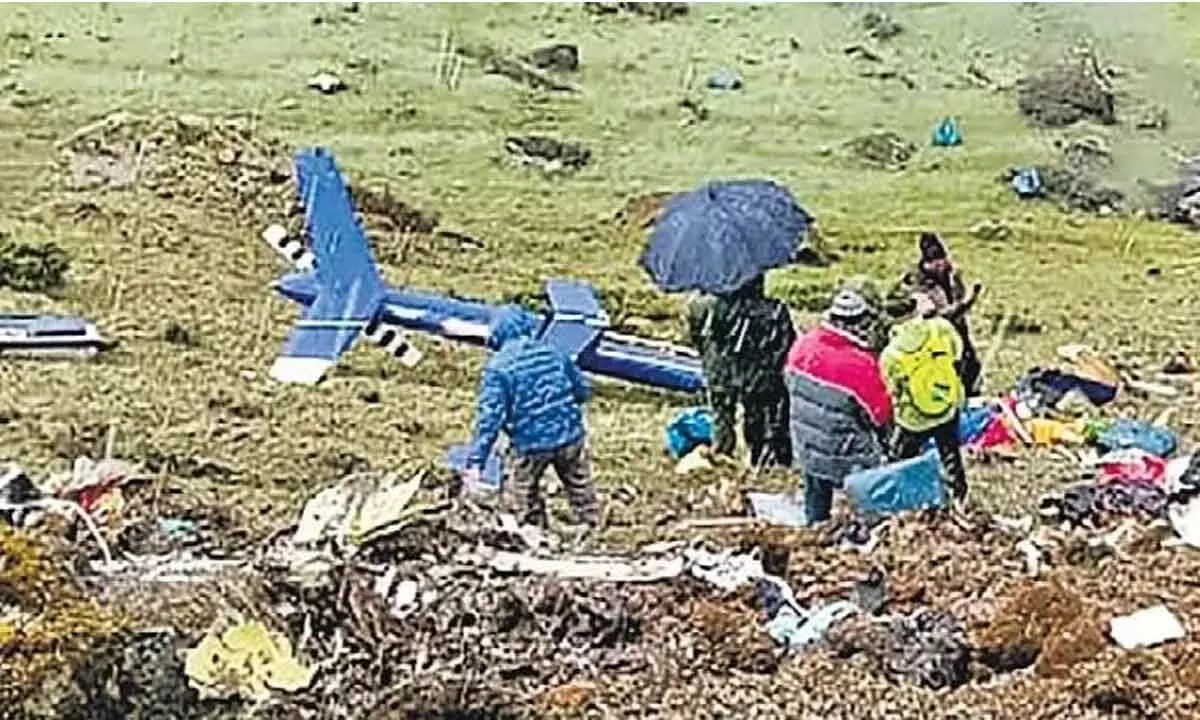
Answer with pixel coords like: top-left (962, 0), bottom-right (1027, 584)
top-left (0, 2), bottom-right (1198, 535)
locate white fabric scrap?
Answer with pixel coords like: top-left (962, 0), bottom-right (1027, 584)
top-left (1110, 605), bottom-right (1186, 650)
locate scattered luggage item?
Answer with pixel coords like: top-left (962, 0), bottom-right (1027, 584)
top-left (1096, 419), bottom-right (1177, 458)
top-left (1011, 167), bottom-right (1044, 198)
top-left (706, 68), bottom-right (743, 91)
top-left (958, 405), bottom-right (995, 445)
top-left (845, 449), bottom-right (946, 516)
top-left (1109, 605), bottom-right (1185, 650)
top-left (0, 314), bottom-right (115, 359)
top-left (1026, 418), bottom-right (1086, 446)
top-left (446, 444), bottom-right (504, 493)
top-left (1017, 367), bottom-right (1117, 412)
top-left (746, 491), bottom-right (807, 528)
top-left (931, 117), bottom-right (962, 147)
top-left (1096, 449), bottom-right (1167, 487)
top-left (1168, 495), bottom-right (1200, 548)
top-left (665, 407), bottom-right (713, 459)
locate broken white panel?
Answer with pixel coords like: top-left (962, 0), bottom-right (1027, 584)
top-left (486, 551), bottom-right (685, 583)
top-left (1110, 605), bottom-right (1186, 650)
top-left (684, 548), bottom-right (765, 592)
top-left (747, 492), bottom-right (808, 528)
top-left (1169, 496), bottom-right (1200, 549)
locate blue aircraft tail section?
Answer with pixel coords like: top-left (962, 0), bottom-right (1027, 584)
top-left (269, 148), bottom-right (388, 384)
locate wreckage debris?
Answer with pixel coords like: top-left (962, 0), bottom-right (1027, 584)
top-left (1017, 49), bottom-right (1116, 128)
top-left (522, 43), bottom-right (579, 73)
top-left (504, 135), bottom-right (592, 173)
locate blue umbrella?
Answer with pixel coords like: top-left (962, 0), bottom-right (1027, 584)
top-left (640, 179), bottom-right (813, 294)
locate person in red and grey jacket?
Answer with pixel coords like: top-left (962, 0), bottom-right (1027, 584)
top-left (785, 285), bottom-right (894, 524)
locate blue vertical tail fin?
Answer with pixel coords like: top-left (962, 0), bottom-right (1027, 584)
top-left (268, 148), bottom-right (389, 384)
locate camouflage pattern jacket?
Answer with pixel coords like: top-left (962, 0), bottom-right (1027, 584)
top-left (686, 292), bottom-right (796, 395)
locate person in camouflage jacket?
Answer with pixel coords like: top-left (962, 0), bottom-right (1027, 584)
top-left (686, 274), bottom-right (796, 468)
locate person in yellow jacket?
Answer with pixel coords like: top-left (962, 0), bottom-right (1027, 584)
top-left (881, 315), bottom-right (968, 500)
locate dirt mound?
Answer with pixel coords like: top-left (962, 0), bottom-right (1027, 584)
top-left (845, 131), bottom-right (916, 170)
top-left (1018, 50), bottom-right (1116, 128)
top-left (1145, 156), bottom-right (1200, 229)
top-left (862, 10), bottom-right (903, 41)
top-left (256, 505), bottom-right (689, 717)
top-left (58, 111), bottom-right (294, 226)
top-left (584, 2), bottom-right (688, 21)
top-left (504, 135), bottom-right (592, 173)
top-left (522, 43), bottom-right (580, 73)
top-left (347, 184), bottom-right (440, 235)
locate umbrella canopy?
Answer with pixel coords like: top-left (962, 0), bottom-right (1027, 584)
top-left (639, 179), bottom-right (813, 295)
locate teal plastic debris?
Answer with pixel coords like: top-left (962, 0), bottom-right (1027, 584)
top-left (932, 117), bottom-right (962, 147)
top-left (1096, 419), bottom-right (1178, 459)
top-left (665, 407), bottom-right (713, 459)
top-left (765, 600), bottom-right (859, 652)
top-left (844, 449), bottom-right (946, 516)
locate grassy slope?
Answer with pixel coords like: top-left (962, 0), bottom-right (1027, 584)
top-left (0, 3), bottom-right (1197, 528)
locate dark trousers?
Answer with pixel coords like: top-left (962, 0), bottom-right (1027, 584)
top-left (893, 415), bottom-right (967, 500)
top-left (507, 437), bottom-right (599, 528)
top-left (710, 385), bottom-right (792, 469)
top-left (953, 323), bottom-right (982, 397)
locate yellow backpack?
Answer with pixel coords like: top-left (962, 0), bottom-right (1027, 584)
top-left (892, 320), bottom-right (962, 419)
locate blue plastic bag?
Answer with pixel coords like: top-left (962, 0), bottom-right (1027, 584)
top-left (844, 449), bottom-right (946, 516)
top-left (932, 117), bottom-right (962, 147)
top-left (445, 445), bottom-right (504, 493)
top-left (1011, 168), bottom-right (1044, 198)
top-left (1096, 419), bottom-right (1178, 458)
top-left (665, 407), bottom-right (714, 459)
top-left (958, 406), bottom-right (995, 445)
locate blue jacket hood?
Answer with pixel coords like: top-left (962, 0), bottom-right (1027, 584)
top-left (487, 306), bottom-right (540, 350)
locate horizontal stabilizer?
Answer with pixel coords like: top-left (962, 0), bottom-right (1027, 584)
top-left (541, 319), bottom-right (602, 361)
top-left (364, 319), bottom-right (423, 367)
top-left (546, 278), bottom-right (604, 321)
top-left (270, 284), bottom-right (380, 385)
top-left (262, 224), bottom-right (315, 271)
top-left (269, 356), bottom-right (335, 384)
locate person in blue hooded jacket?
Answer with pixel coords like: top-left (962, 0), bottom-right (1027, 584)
top-left (463, 305), bottom-right (600, 530)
